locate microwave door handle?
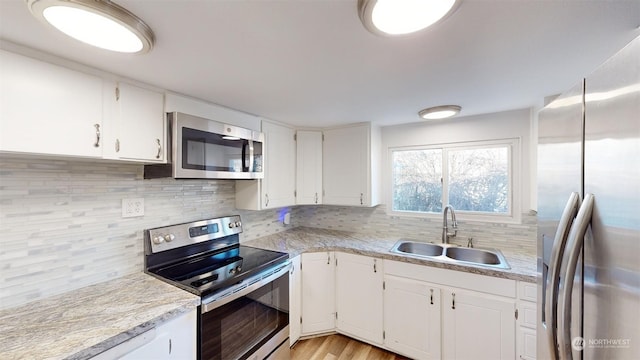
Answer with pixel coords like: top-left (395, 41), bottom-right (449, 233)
top-left (545, 192), bottom-right (580, 359)
top-left (557, 193), bottom-right (594, 360)
top-left (241, 140), bottom-right (248, 172)
top-left (248, 140), bottom-right (255, 172)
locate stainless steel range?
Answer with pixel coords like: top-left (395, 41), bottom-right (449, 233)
top-left (144, 215), bottom-right (291, 360)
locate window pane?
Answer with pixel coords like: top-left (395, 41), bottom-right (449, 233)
top-left (392, 149), bottom-right (442, 212)
top-left (448, 147), bottom-right (509, 213)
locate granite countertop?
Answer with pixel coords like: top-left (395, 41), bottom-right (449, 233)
top-left (0, 272), bottom-right (200, 360)
top-left (244, 227), bottom-right (537, 283)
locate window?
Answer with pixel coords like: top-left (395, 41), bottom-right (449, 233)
top-left (390, 139), bottom-right (518, 221)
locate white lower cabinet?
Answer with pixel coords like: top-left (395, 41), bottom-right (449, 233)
top-left (442, 289), bottom-right (515, 360)
top-left (296, 253), bottom-right (521, 360)
top-left (301, 252), bottom-right (335, 335)
top-left (93, 309), bottom-right (196, 360)
top-left (289, 255), bottom-right (302, 346)
top-left (383, 275), bottom-right (441, 360)
top-left (335, 253), bottom-right (383, 344)
top-left (517, 281), bottom-right (537, 360)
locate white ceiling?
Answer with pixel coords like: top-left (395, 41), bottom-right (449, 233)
top-left (1, 0), bottom-right (639, 127)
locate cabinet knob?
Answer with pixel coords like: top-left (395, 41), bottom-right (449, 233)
top-left (155, 139), bottom-right (162, 159)
top-left (94, 124), bottom-right (101, 147)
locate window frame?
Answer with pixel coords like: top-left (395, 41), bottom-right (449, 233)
top-left (387, 138), bottom-right (521, 224)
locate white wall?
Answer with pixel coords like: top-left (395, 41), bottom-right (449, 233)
top-left (381, 108), bottom-right (534, 215)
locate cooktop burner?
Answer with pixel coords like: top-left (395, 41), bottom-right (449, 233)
top-left (151, 245), bottom-right (287, 296)
top-left (144, 216), bottom-right (289, 297)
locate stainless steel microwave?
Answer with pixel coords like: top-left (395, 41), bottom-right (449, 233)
top-left (144, 112), bottom-right (264, 179)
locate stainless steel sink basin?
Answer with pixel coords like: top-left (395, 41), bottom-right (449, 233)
top-left (445, 247), bottom-right (502, 265)
top-left (390, 239), bottom-right (510, 269)
top-left (392, 241), bottom-right (444, 257)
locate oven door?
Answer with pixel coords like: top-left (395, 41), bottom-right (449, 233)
top-left (199, 263), bottom-right (290, 360)
top-left (172, 112), bottom-right (264, 180)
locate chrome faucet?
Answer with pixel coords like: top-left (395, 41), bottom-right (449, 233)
top-left (442, 205), bottom-right (458, 244)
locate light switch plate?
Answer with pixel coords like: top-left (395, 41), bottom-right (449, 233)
top-left (122, 198), bottom-right (144, 218)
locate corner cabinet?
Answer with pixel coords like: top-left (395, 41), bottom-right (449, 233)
top-left (323, 123), bottom-right (381, 207)
top-left (300, 252), bottom-right (336, 335)
top-left (335, 253), bottom-right (383, 344)
top-left (295, 130), bottom-right (323, 205)
top-left (0, 49), bottom-right (104, 158)
top-left (236, 120), bottom-right (296, 210)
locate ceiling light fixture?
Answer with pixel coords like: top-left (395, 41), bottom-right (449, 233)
top-left (26, 0), bottom-right (155, 54)
top-left (357, 0), bottom-right (460, 36)
top-left (419, 105), bottom-right (461, 120)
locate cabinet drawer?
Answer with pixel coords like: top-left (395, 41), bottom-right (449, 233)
top-left (519, 301), bottom-right (537, 329)
top-left (518, 281), bottom-right (537, 302)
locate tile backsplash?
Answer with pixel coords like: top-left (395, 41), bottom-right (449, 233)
top-left (0, 155), bottom-right (535, 310)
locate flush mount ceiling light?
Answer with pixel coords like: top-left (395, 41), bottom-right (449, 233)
top-left (419, 105), bottom-right (461, 120)
top-left (26, 0), bottom-right (155, 54)
top-left (357, 0), bottom-right (460, 36)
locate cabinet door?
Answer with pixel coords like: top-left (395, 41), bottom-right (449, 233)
top-left (301, 252), bottom-right (335, 335)
top-left (335, 253), bottom-right (383, 344)
top-left (262, 120), bottom-right (296, 208)
top-left (115, 82), bottom-right (165, 162)
top-left (0, 50), bottom-right (103, 158)
top-left (384, 275), bottom-right (441, 360)
top-left (442, 290), bottom-right (515, 360)
top-left (296, 130), bottom-right (323, 205)
top-left (289, 256), bottom-right (302, 346)
top-left (323, 125), bottom-right (368, 206)
top-left (518, 326), bottom-right (537, 360)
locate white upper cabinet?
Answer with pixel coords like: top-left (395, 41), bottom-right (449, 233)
top-left (323, 123), bottom-right (380, 207)
top-left (0, 49), bottom-right (104, 158)
top-left (296, 130), bottom-right (323, 205)
top-left (236, 119), bottom-right (296, 210)
top-left (111, 82), bottom-right (165, 163)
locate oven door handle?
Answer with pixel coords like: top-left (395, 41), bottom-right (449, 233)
top-left (200, 261), bottom-right (291, 314)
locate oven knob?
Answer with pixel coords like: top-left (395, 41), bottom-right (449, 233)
top-left (164, 234), bottom-right (175, 242)
top-left (229, 268), bottom-right (236, 275)
top-left (236, 266), bottom-right (242, 273)
top-left (235, 221), bottom-right (242, 228)
top-left (229, 222), bottom-right (236, 229)
top-left (152, 235), bottom-right (164, 244)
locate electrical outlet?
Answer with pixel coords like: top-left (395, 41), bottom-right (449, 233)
top-left (122, 198), bottom-right (144, 218)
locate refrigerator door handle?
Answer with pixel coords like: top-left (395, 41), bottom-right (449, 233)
top-left (544, 192), bottom-right (580, 359)
top-left (557, 193), bottom-right (595, 360)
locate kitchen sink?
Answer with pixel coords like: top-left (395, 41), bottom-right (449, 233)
top-left (445, 247), bottom-right (502, 265)
top-left (390, 239), bottom-right (510, 269)
top-left (391, 241), bottom-right (444, 257)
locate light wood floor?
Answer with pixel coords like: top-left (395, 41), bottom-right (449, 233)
top-left (291, 334), bottom-right (410, 360)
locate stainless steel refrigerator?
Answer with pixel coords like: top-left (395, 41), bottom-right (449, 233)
top-left (537, 36), bottom-right (639, 360)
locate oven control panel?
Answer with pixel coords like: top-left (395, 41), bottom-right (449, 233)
top-left (146, 215), bottom-right (242, 253)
